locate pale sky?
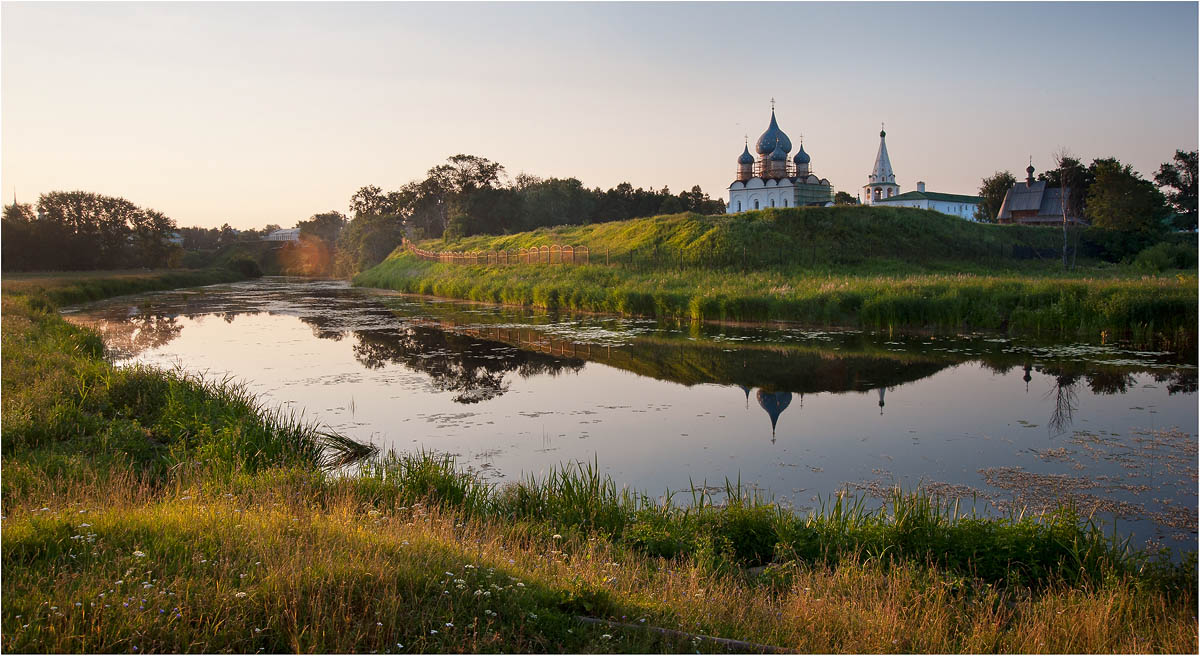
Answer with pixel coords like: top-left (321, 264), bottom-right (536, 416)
top-left (3, 2), bottom-right (1197, 229)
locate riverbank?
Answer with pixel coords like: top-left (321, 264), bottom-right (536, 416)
top-left (356, 209), bottom-right (1198, 347)
top-left (1, 267), bottom-right (254, 307)
top-left (356, 256), bottom-right (1197, 348)
top-left (2, 277), bottom-right (1197, 653)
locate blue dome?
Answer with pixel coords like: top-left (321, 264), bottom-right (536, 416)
top-left (754, 110), bottom-right (792, 155)
top-left (793, 144), bottom-right (810, 165)
top-left (770, 144), bottom-right (787, 161)
top-left (737, 145), bottom-right (754, 165)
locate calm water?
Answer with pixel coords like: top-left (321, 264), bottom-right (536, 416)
top-left (65, 277), bottom-right (1198, 552)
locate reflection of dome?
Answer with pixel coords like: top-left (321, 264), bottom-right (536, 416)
top-left (756, 389), bottom-right (793, 438)
top-left (738, 146), bottom-right (754, 165)
top-left (755, 110), bottom-right (792, 155)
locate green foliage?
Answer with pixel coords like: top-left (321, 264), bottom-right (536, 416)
top-left (296, 211), bottom-right (347, 245)
top-left (333, 213), bottom-right (406, 277)
top-left (1086, 159), bottom-right (1171, 235)
top-left (975, 170), bottom-right (1016, 222)
top-left (1132, 242), bottom-right (1198, 273)
top-left (833, 191), bottom-right (858, 205)
top-left (2, 191), bottom-right (179, 272)
top-left (1155, 149), bottom-right (1198, 231)
top-left (223, 254), bottom-right (263, 278)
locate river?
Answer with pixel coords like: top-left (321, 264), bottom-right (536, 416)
top-left (64, 277), bottom-right (1198, 554)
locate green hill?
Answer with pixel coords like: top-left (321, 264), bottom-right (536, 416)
top-left (356, 207), bottom-right (1197, 346)
top-left (428, 207), bottom-right (1066, 271)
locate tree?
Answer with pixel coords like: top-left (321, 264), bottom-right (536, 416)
top-left (349, 185), bottom-right (396, 218)
top-left (1154, 149), bottom-right (1197, 231)
top-left (974, 171), bottom-right (1016, 222)
top-left (833, 191), bottom-right (859, 206)
top-left (297, 211), bottom-right (347, 245)
top-left (334, 214), bottom-right (405, 277)
top-left (1085, 159), bottom-right (1170, 235)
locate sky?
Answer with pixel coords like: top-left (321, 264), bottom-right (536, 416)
top-left (3, 1), bottom-right (1197, 230)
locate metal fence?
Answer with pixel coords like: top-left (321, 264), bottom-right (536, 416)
top-left (404, 238), bottom-right (590, 265)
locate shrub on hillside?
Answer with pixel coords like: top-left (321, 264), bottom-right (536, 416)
top-left (1133, 242), bottom-right (1198, 272)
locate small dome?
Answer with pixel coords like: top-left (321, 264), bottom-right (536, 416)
top-left (1027, 164), bottom-right (1036, 175)
top-left (770, 144), bottom-right (787, 161)
top-left (793, 144), bottom-right (810, 165)
top-left (755, 110), bottom-right (792, 155)
top-left (738, 145), bottom-right (754, 165)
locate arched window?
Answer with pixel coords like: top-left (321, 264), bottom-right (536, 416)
top-left (783, 199), bottom-right (788, 207)
top-left (770, 199), bottom-right (775, 208)
top-left (754, 200), bottom-right (759, 209)
top-left (737, 201), bottom-right (741, 212)
top-left (874, 188), bottom-right (881, 200)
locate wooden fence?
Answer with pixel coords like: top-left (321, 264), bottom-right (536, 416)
top-left (404, 238), bottom-right (590, 265)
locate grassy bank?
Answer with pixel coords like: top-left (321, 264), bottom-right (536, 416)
top-left (357, 255), bottom-right (1197, 347)
top-left (2, 267), bottom-right (252, 307)
top-left (356, 209), bottom-right (1198, 347)
top-left (2, 278), bottom-right (1197, 652)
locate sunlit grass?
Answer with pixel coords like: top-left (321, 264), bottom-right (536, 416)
top-left (3, 272), bottom-right (1197, 653)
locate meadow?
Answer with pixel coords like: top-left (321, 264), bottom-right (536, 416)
top-left (356, 208), bottom-right (1198, 348)
top-left (1, 272), bottom-right (1197, 653)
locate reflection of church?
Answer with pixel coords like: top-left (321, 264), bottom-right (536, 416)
top-left (741, 385), bottom-right (890, 441)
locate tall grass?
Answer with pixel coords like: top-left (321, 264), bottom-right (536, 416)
top-left (357, 255), bottom-right (1197, 347)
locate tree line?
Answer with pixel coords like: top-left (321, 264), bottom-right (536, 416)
top-left (2, 191), bottom-right (179, 271)
top-left (323, 153), bottom-right (727, 276)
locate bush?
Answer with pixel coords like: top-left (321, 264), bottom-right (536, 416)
top-left (224, 254), bottom-right (263, 278)
top-left (1133, 242), bottom-right (1198, 272)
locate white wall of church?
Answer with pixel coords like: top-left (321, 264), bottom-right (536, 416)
top-left (728, 181), bottom-right (795, 213)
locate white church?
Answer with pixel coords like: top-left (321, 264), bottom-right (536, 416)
top-left (726, 106), bottom-right (834, 213)
top-left (862, 126), bottom-right (983, 221)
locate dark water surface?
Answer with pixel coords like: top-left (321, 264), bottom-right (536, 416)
top-left (65, 278), bottom-right (1198, 553)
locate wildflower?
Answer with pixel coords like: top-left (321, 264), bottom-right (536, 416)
top-left (430, 630), bottom-right (438, 635)
top-left (133, 551), bottom-right (146, 558)
top-left (516, 582), bottom-right (525, 588)
top-left (601, 634), bottom-right (612, 640)
top-left (377, 622), bottom-right (383, 626)
top-left (255, 628), bottom-right (262, 633)
top-left (235, 592), bottom-right (248, 599)
top-left (79, 523), bottom-right (91, 528)
top-left (445, 622), bottom-right (454, 628)
top-left (552, 534), bottom-right (563, 540)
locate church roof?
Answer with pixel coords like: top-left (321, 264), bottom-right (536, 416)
top-left (769, 144), bottom-right (788, 161)
top-left (756, 390), bottom-right (792, 436)
top-left (880, 190), bottom-right (982, 204)
top-left (738, 145), bottom-right (755, 164)
top-left (997, 181), bottom-right (1079, 220)
top-left (868, 129), bottom-right (895, 185)
top-left (793, 143), bottom-right (810, 165)
top-left (755, 110), bottom-right (792, 156)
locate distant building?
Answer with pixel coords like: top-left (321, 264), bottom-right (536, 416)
top-left (862, 126), bottom-right (901, 204)
top-left (727, 104), bottom-right (834, 213)
top-left (264, 228), bottom-right (301, 243)
top-left (870, 181), bottom-right (983, 221)
top-left (996, 162), bottom-right (1086, 226)
top-left (166, 232), bottom-right (184, 246)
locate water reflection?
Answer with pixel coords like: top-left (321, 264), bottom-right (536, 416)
top-left (62, 278), bottom-right (1197, 551)
top-left (66, 278), bottom-right (1197, 442)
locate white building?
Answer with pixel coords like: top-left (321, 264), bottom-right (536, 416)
top-left (264, 228), bottom-right (301, 243)
top-left (727, 107), bottom-right (833, 213)
top-left (862, 127), bottom-right (983, 220)
top-left (871, 182), bottom-right (983, 220)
